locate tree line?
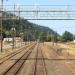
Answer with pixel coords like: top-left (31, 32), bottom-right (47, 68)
top-left (39, 31), bottom-right (74, 42)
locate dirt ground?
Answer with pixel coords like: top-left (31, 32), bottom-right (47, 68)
top-left (44, 42), bottom-right (75, 58)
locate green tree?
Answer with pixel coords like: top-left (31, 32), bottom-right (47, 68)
top-left (62, 31), bottom-right (73, 42)
top-left (0, 28), bottom-right (6, 40)
top-left (73, 35), bottom-right (75, 40)
top-left (47, 34), bottom-right (51, 41)
top-left (39, 32), bottom-right (47, 42)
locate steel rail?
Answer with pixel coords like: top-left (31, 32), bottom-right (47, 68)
top-left (40, 46), bottom-right (48, 75)
top-left (33, 43), bottom-right (47, 75)
top-left (0, 44), bottom-right (31, 65)
top-left (3, 44), bottom-right (35, 75)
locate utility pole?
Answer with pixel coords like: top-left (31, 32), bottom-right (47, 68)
top-left (18, 7), bottom-right (23, 46)
top-left (12, 4), bottom-right (16, 50)
top-left (55, 30), bottom-right (58, 45)
top-left (18, 6), bottom-right (21, 46)
top-left (0, 0), bottom-right (3, 52)
top-left (18, 7), bottom-right (22, 46)
top-left (0, 0), bottom-right (8, 52)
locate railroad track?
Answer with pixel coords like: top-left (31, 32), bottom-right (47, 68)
top-left (0, 43), bottom-right (48, 75)
top-left (33, 44), bottom-right (47, 75)
top-left (0, 43), bottom-right (35, 65)
top-left (2, 43), bottom-right (36, 75)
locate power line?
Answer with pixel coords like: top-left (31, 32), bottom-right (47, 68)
top-left (50, 26), bottom-right (75, 29)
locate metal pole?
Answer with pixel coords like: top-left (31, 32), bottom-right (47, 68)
top-left (0, 0), bottom-right (3, 52)
top-left (56, 32), bottom-right (57, 45)
top-left (12, 4), bottom-right (15, 50)
top-left (18, 7), bottom-right (21, 46)
top-left (51, 32), bottom-right (53, 45)
top-left (18, 7), bottom-right (23, 46)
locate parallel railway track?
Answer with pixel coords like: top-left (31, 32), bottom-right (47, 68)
top-left (0, 43), bottom-right (48, 75)
top-left (0, 43), bottom-right (35, 65)
top-left (2, 43), bottom-right (36, 75)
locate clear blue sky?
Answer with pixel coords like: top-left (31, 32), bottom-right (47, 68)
top-left (1, 0), bottom-right (75, 35)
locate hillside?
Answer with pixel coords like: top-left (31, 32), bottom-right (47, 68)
top-left (0, 11), bottom-right (58, 41)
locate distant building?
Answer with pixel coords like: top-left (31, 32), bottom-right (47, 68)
top-left (3, 38), bottom-right (13, 42)
top-left (73, 40), bottom-right (75, 42)
top-left (3, 37), bottom-right (22, 42)
top-left (15, 37), bottom-right (22, 42)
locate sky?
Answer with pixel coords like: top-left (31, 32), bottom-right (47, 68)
top-left (0, 0), bottom-right (75, 35)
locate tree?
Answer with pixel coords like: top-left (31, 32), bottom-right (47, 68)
top-left (0, 28), bottom-right (6, 40)
top-left (73, 35), bottom-right (75, 40)
top-left (62, 31), bottom-right (73, 42)
top-left (47, 34), bottom-right (51, 41)
top-left (39, 32), bottom-right (47, 42)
